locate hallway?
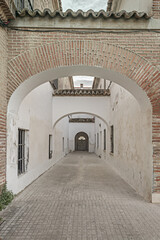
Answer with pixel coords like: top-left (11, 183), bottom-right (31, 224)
top-left (1, 152), bottom-right (160, 240)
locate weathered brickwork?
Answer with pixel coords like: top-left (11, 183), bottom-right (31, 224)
top-left (7, 31), bottom-right (160, 69)
top-left (0, 27), bottom-right (7, 188)
top-left (153, 0), bottom-right (160, 18)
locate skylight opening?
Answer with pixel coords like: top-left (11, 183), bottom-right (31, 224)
top-left (73, 76), bottom-right (94, 89)
top-left (61, 0), bottom-right (108, 12)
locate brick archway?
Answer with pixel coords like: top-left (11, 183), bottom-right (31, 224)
top-left (6, 40), bottom-right (160, 197)
top-left (7, 40), bottom-right (160, 103)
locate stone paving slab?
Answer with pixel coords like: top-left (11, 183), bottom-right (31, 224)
top-left (1, 152), bottom-right (160, 240)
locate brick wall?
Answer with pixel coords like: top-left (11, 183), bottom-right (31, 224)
top-left (153, 0), bottom-right (160, 18)
top-left (7, 30), bottom-right (160, 69)
top-left (0, 26), bottom-right (7, 189)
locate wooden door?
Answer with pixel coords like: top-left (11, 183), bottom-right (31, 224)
top-left (75, 132), bottom-right (89, 151)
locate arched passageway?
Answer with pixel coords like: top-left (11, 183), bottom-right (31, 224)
top-left (75, 132), bottom-right (89, 151)
top-left (7, 64), bottom-right (153, 202)
top-left (53, 112), bottom-right (109, 159)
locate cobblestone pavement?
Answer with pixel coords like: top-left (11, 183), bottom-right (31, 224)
top-left (1, 152), bottom-right (160, 240)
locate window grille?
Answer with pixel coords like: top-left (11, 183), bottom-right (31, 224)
top-left (49, 135), bottom-right (53, 159)
top-left (110, 125), bottom-right (114, 153)
top-left (18, 129), bottom-right (26, 175)
top-left (104, 129), bottom-right (106, 151)
top-left (97, 133), bottom-right (99, 149)
top-left (62, 137), bottom-right (64, 152)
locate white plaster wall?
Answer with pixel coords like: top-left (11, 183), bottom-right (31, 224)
top-left (58, 77), bottom-right (72, 89)
top-left (69, 122), bottom-right (95, 152)
top-left (53, 116), bottom-right (69, 161)
top-left (94, 78), bottom-right (152, 201)
top-left (94, 117), bottom-right (108, 160)
top-left (7, 83), bottom-right (55, 194)
top-left (118, 0), bottom-right (152, 13)
top-left (52, 96), bottom-right (110, 127)
top-left (107, 83), bottom-right (152, 202)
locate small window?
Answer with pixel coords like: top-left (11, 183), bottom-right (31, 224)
top-left (18, 129), bottom-right (28, 175)
top-left (104, 129), bottom-right (106, 151)
top-left (97, 133), bottom-right (99, 149)
top-left (110, 125), bottom-right (114, 154)
top-left (62, 137), bottom-right (64, 152)
top-left (49, 135), bottom-right (53, 159)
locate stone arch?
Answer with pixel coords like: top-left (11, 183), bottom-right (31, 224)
top-left (6, 40), bottom-right (160, 198)
top-left (53, 112), bottom-right (109, 130)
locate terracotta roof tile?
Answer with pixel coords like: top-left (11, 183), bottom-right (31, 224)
top-left (53, 89), bottom-right (111, 96)
top-left (16, 9), bottom-right (152, 19)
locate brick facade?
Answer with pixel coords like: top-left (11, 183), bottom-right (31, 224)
top-left (7, 30), bottom-right (160, 68)
top-left (153, 0), bottom-right (160, 18)
top-left (0, 27), bottom-right (7, 187)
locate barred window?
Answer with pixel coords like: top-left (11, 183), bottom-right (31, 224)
top-left (97, 133), bottom-right (99, 149)
top-left (110, 125), bottom-right (114, 154)
top-left (18, 129), bottom-right (26, 175)
top-left (49, 135), bottom-right (53, 159)
top-left (104, 129), bottom-right (106, 151)
top-left (62, 137), bottom-right (64, 152)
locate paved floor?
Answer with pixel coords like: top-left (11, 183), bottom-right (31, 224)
top-left (1, 152), bottom-right (160, 240)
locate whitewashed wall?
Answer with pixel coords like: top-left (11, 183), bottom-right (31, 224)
top-left (53, 116), bottom-right (69, 161)
top-left (52, 96), bottom-right (110, 127)
top-left (7, 83), bottom-right (54, 194)
top-left (94, 117), bottom-right (108, 160)
top-left (117, 0), bottom-right (152, 13)
top-left (108, 83), bottom-right (152, 201)
top-left (94, 79), bottom-right (152, 201)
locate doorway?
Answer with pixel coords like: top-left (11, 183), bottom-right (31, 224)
top-left (75, 132), bottom-right (89, 151)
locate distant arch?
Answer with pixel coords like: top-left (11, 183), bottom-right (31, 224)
top-left (53, 112), bottom-right (109, 130)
